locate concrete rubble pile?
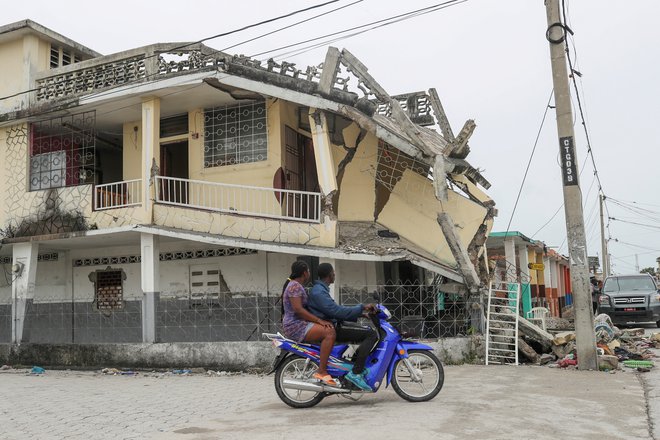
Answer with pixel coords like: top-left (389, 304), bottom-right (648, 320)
top-left (515, 310), bottom-right (657, 372)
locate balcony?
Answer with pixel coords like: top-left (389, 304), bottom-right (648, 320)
top-left (154, 176), bottom-right (321, 223)
top-left (94, 179), bottom-right (142, 210)
top-left (92, 177), bottom-right (321, 223)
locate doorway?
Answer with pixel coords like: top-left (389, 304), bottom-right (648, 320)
top-left (283, 126), bottom-right (319, 219)
top-left (160, 140), bottom-right (189, 204)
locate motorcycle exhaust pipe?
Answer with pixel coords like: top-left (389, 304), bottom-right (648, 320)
top-left (282, 378), bottom-right (350, 394)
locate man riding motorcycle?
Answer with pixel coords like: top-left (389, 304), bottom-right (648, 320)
top-left (306, 263), bottom-right (378, 391)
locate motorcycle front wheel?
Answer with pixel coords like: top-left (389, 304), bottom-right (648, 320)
top-left (391, 349), bottom-right (444, 402)
top-left (274, 355), bottom-right (325, 408)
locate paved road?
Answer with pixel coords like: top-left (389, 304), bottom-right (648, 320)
top-left (0, 362), bottom-right (652, 440)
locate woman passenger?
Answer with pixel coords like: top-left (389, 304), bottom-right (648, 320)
top-left (281, 261), bottom-right (338, 386)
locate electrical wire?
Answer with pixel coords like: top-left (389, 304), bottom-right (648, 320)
top-left (220, 0), bottom-right (364, 52)
top-left (0, 0), bottom-right (467, 129)
top-left (502, 90), bottom-right (553, 238)
top-left (609, 218), bottom-right (660, 231)
top-left (251, 0), bottom-right (465, 58)
top-left (0, 0), bottom-right (343, 104)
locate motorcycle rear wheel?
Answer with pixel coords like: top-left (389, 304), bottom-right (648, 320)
top-left (274, 355), bottom-right (325, 408)
top-left (391, 349), bottom-right (444, 402)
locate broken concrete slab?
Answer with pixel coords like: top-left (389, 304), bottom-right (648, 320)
top-left (518, 338), bottom-right (539, 363)
top-left (539, 353), bottom-right (557, 365)
top-left (552, 340), bottom-right (576, 359)
top-left (497, 310), bottom-right (554, 351)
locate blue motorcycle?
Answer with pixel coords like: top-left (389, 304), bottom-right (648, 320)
top-left (264, 303), bottom-right (444, 408)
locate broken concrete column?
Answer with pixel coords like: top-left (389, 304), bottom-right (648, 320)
top-left (437, 212), bottom-right (481, 293)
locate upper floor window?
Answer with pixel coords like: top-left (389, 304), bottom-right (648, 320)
top-left (49, 45), bottom-right (83, 69)
top-left (29, 111), bottom-right (96, 191)
top-left (203, 101), bottom-right (267, 168)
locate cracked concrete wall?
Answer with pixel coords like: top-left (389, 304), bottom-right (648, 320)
top-left (377, 169), bottom-right (487, 267)
top-left (153, 204), bottom-right (335, 247)
top-left (332, 123), bottom-right (378, 221)
top-left (2, 124), bottom-right (144, 237)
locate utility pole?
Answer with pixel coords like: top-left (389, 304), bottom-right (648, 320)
top-left (599, 193), bottom-right (608, 279)
top-left (544, 0), bottom-right (598, 370)
top-left (635, 254), bottom-right (640, 273)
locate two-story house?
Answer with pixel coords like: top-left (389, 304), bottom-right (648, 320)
top-left (0, 20), bottom-right (495, 346)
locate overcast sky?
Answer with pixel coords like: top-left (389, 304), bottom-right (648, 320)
top-left (5, 0), bottom-right (660, 273)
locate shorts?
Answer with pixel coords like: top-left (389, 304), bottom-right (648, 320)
top-left (302, 322), bottom-right (315, 341)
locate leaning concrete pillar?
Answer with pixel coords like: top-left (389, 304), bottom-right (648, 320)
top-left (140, 233), bottom-right (160, 343)
top-left (11, 242), bottom-right (38, 345)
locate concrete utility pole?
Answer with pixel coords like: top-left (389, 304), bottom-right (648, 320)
top-left (599, 193), bottom-right (608, 279)
top-left (544, 0), bottom-right (598, 370)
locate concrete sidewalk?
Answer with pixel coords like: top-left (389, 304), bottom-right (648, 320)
top-left (0, 363), bottom-right (651, 440)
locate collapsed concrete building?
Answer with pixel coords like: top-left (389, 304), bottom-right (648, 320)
top-left (0, 20), bottom-right (495, 363)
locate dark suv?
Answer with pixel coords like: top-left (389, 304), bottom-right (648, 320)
top-left (598, 274), bottom-right (660, 327)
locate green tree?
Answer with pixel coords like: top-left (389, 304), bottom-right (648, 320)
top-left (640, 267), bottom-right (656, 275)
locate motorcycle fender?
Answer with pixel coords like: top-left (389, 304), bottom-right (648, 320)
top-left (385, 341), bottom-right (434, 387)
top-left (267, 350), bottom-right (289, 375)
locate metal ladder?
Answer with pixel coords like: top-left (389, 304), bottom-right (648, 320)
top-left (485, 282), bottom-right (521, 365)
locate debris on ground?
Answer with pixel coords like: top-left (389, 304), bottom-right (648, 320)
top-left (30, 366), bottom-right (45, 375)
top-left (0, 365), bottom-right (11, 370)
top-left (513, 311), bottom-right (658, 372)
top-left (598, 355), bottom-right (619, 371)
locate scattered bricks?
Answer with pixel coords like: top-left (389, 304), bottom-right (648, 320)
top-left (553, 331), bottom-right (576, 346)
top-left (598, 355), bottom-right (619, 371)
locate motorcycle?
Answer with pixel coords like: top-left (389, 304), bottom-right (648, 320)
top-left (263, 302), bottom-right (444, 408)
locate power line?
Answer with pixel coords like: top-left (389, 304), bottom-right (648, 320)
top-left (609, 218), bottom-right (660, 231)
top-left (0, 0), bottom-right (343, 104)
top-left (503, 90), bottom-right (553, 237)
top-left (251, 0), bottom-right (465, 58)
top-left (561, 0), bottom-right (605, 198)
top-left (272, 0), bottom-right (467, 60)
top-left (221, 0), bottom-right (364, 52)
top-left (0, 0), bottom-right (466, 129)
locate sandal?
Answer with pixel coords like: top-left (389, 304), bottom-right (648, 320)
top-left (313, 373), bottom-right (339, 387)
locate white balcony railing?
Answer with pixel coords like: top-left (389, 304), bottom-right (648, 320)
top-left (154, 176), bottom-right (321, 223)
top-left (94, 179), bottom-right (142, 210)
